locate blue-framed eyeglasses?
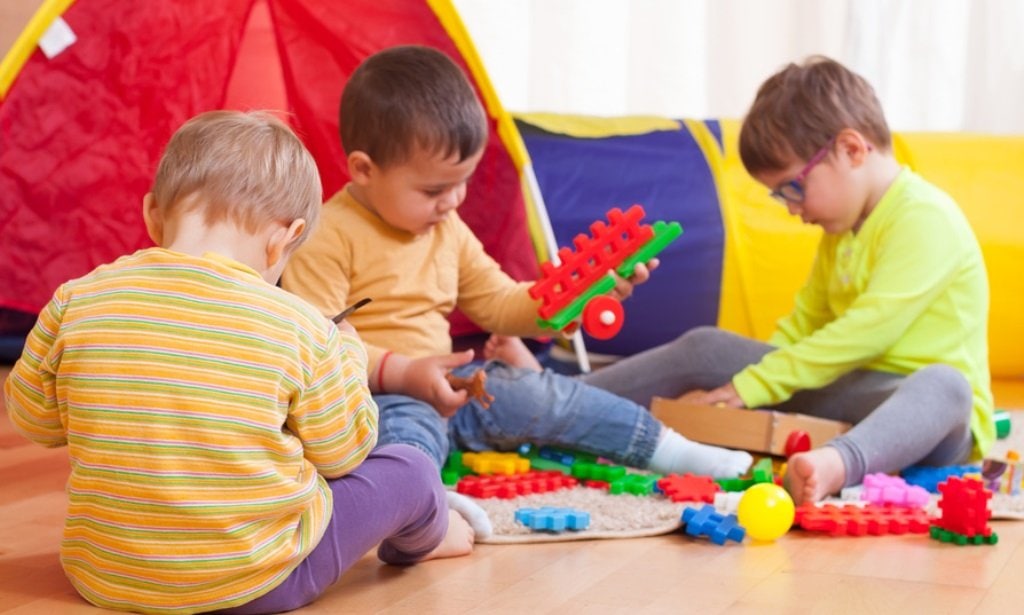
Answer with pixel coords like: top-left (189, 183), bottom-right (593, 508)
top-left (769, 136), bottom-right (836, 204)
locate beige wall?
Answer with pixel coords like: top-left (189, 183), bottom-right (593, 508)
top-left (1, 0), bottom-right (43, 60)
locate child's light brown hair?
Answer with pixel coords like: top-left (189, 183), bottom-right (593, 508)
top-left (739, 56), bottom-right (891, 176)
top-left (339, 45), bottom-right (487, 168)
top-left (152, 110), bottom-right (321, 243)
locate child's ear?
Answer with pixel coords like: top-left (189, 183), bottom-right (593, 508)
top-left (347, 151), bottom-right (374, 185)
top-left (141, 193), bottom-right (163, 245)
top-left (266, 218), bottom-right (307, 268)
top-left (836, 129), bottom-right (872, 167)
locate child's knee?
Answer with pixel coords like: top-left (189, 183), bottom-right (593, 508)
top-left (916, 364), bottom-right (973, 411)
top-left (674, 325), bottom-right (730, 354)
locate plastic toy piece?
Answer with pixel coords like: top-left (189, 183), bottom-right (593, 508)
top-left (571, 461), bottom-right (628, 483)
top-left (527, 205), bottom-right (682, 339)
top-left (929, 526), bottom-right (998, 545)
top-left (461, 451), bottom-right (530, 476)
top-left (901, 464), bottom-right (981, 493)
top-left (537, 446), bottom-right (596, 467)
top-left (515, 507), bottom-right (591, 532)
top-left (930, 476), bottom-right (997, 545)
top-left (657, 473), bottom-right (720, 503)
top-left (995, 409), bottom-right (1012, 439)
top-left (860, 473), bottom-right (930, 508)
top-left (680, 504), bottom-right (745, 545)
top-left (580, 295), bottom-right (626, 340)
top-left (751, 457), bottom-right (775, 484)
top-left (794, 503), bottom-right (932, 536)
top-left (737, 483), bottom-right (795, 542)
top-left (446, 369), bottom-right (494, 409)
top-left (456, 470), bottom-right (579, 499)
top-left (609, 473), bottom-right (661, 496)
top-left (441, 451), bottom-right (474, 486)
top-left (716, 477), bottom-right (756, 492)
top-left (784, 430), bottom-right (811, 457)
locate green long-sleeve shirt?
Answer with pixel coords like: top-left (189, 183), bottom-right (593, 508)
top-left (732, 168), bottom-right (994, 457)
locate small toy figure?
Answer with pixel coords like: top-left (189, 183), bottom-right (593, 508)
top-left (445, 369), bottom-right (494, 409)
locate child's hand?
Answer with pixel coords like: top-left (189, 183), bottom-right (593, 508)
top-left (682, 383), bottom-right (746, 408)
top-left (609, 258), bottom-right (659, 301)
top-left (386, 350), bottom-right (475, 417)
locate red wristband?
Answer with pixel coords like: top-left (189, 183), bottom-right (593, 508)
top-left (376, 351), bottom-right (393, 393)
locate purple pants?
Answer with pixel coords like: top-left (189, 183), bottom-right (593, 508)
top-left (219, 444), bottom-right (449, 614)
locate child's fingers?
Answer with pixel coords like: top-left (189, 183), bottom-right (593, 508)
top-left (441, 348), bottom-right (475, 368)
top-left (435, 388), bottom-right (469, 417)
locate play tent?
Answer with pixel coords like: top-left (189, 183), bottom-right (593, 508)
top-left (0, 0), bottom-right (543, 353)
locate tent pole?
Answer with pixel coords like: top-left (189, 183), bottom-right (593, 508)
top-left (523, 163), bottom-right (591, 374)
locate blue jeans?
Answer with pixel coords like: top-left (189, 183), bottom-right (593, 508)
top-left (375, 361), bottom-right (663, 470)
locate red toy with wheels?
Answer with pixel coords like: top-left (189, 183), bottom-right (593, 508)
top-left (528, 205), bottom-right (681, 339)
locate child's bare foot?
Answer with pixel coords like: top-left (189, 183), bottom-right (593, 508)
top-left (784, 447), bottom-right (846, 506)
top-left (484, 334), bottom-right (542, 372)
top-left (421, 510), bottom-right (474, 561)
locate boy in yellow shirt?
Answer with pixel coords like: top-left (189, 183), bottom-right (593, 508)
top-left (283, 46), bottom-right (753, 532)
top-left (5, 111), bottom-right (470, 615)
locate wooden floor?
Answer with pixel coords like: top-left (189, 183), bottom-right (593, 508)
top-left (4, 365), bottom-right (1024, 614)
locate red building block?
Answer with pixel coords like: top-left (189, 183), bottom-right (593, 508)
top-left (456, 470), bottom-right (579, 499)
top-left (656, 473), bottom-right (720, 503)
top-left (933, 476), bottom-right (995, 539)
top-left (794, 503), bottom-right (932, 536)
top-left (529, 206), bottom-right (654, 321)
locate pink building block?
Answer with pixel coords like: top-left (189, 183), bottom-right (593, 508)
top-left (861, 473), bottom-right (931, 508)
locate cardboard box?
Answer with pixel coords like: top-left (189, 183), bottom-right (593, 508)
top-left (651, 397), bottom-right (851, 456)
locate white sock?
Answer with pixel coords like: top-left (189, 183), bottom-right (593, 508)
top-left (445, 491), bottom-right (493, 539)
top-left (647, 428), bottom-right (752, 478)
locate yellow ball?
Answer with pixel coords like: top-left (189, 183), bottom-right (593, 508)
top-left (737, 483), bottom-right (795, 542)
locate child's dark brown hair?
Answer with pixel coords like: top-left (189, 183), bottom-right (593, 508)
top-left (339, 45), bottom-right (487, 168)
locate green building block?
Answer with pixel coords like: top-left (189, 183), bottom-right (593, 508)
top-left (929, 526), bottom-right (999, 545)
top-left (609, 473), bottom-right (661, 495)
top-left (441, 450), bottom-right (474, 486)
top-left (751, 457), bottom-right (774, 483)
top-left (571, 460), bottom-right (628, 482)
top-left (716, 477), bottom-right (756, 492)
top-left (995, 409), bottom-right (1012, 439)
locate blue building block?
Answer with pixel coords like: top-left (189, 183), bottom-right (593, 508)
top-left (538, 446), bottom-right (584, 466)
top-left (901, 464), bottom-right (981, 493)
top-left (681, 504), bottom-right (745, 545)
top-left (515, 507), bottom-right (591, 532)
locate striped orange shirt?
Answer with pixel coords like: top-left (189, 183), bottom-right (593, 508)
top-left (4, 248), bottom-right (378, 614)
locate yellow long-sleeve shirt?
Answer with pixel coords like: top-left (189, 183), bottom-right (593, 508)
top-left (733, 168), bottom-right (994, 456)
top-left (4, 248), bottom-right (377, 614)
top-left (281, 186), bottom-right (543, 368)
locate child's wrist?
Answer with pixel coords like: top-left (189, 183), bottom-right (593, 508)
top-left (376, 351), bottom-right (410, 394)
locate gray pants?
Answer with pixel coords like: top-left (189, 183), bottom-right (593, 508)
top-left (581, 326), bottom-right (975, 487)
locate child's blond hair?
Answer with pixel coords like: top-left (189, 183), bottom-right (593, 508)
top-left (152, 110), bottom-right (321, 243)
top-left (739, 56), bottom-right (891, 175)
top-left (339, 45), bottom-right (487, 168)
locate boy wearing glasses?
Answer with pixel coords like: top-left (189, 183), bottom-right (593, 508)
top-left (581, 56), bottom-right (993, 505)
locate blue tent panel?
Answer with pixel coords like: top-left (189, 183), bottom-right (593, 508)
top-left (517, 119), bottom-right (723, 356)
